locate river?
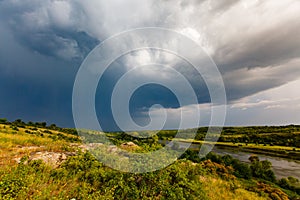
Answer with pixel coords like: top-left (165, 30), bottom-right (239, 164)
top-left (162, 141), bottom-right (300, 180)
top-left (211, 146), bottom-right (300, 180)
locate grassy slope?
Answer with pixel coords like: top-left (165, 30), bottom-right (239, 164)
top-left (0, 124), bottom-right (79, 166)
top-left (0, 123), bottom-right (297, 199)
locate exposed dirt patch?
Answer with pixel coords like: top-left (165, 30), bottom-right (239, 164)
top-left (12, 142), bottom-right (141, 167)
top-left (120, 142), bottom-right (140, 151)
top-left (14, 151), bottom-right (76, 168)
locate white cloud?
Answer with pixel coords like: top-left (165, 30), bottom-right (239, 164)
top-left (226, 79), bottom-right (300, 125)
top-left (1, 0), bottom-right (300, 128)
top-left (145, 79), bottom-right (300, 128)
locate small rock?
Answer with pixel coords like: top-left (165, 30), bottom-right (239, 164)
top-left (60, 153), bottom-right (67, 160)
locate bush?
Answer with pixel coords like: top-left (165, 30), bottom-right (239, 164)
top-left (180, 149), bottom-right (201, 163)
top-left (11, 126), bottom-right (19, 131)
top-left (231, 159), bottom-right (252, 179)
top-left (0, 118), bottom-right (7, 124)
top-left (198, 152), bottom-right (252, 179)
top-left (35, 122), bottom-right (47, 128)
top-left (278, 177), bottom-right (300, 195)
top-left (55, 152), bottom-right (208, 199)
top-left (249, 155), bottom-right (276, 182)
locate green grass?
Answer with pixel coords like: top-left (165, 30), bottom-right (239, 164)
top-left (0, 124), bottom-right (80, 166)
top-left (1, 151), bottom-right (292, 200)
top-left (0, 122), bottom-right (299, 199)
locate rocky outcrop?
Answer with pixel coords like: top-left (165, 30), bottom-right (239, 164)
top-left (14, 151), bottom-right (76, 168)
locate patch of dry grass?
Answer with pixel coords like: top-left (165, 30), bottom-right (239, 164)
top-left (201, 177), bottom-right (266, 200)
top-left (0, 125), bottom-right (80, 166)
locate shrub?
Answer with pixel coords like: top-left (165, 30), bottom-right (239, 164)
top-left (0, 118), bottom-right (7, 124)
top-left (11, 126), bottom-right (19, 131)
top-left (278, 177), bottom-right (300, 195)
top-left (249, 156), bottom-right (276, 182)
top-left (201, 153), bottom-right (252, 179)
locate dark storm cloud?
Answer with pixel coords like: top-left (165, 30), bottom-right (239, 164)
top-left (0, 20), bottom-right (78, 127)
top-left (0, 0), bottom-right (300, 130)
top-left (13, 29), bottom-right (99, 61)
top-left (214, 17), bottom-right (300, 72)
top-left (223, 59), bottom-right (300, 101)
top-left (210, 0), bottom-right (240, 12)
top-left (0, 0), bottom-right (99, 62)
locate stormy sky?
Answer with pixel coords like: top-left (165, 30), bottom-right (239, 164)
top-left (0, 0), bottom-right (299, 131)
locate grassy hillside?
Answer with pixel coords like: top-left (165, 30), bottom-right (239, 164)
top-left (0, 119), bottom-right (300, 199)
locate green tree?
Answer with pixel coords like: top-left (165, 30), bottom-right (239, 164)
top-left (249, 155), bottom-right (276, 182)
top-left (0, 118), bottom-right (7, 124)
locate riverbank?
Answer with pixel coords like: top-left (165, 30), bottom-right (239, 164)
top-left (215, 143), bottom-right (300, 160)
top-left (211, 146), bottom-right (300, 180)
top-left (171, 139), bottom-right (300, 160)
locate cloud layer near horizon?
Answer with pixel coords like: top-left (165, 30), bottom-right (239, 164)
top-left (0, 0), bottom-right (299, 130)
